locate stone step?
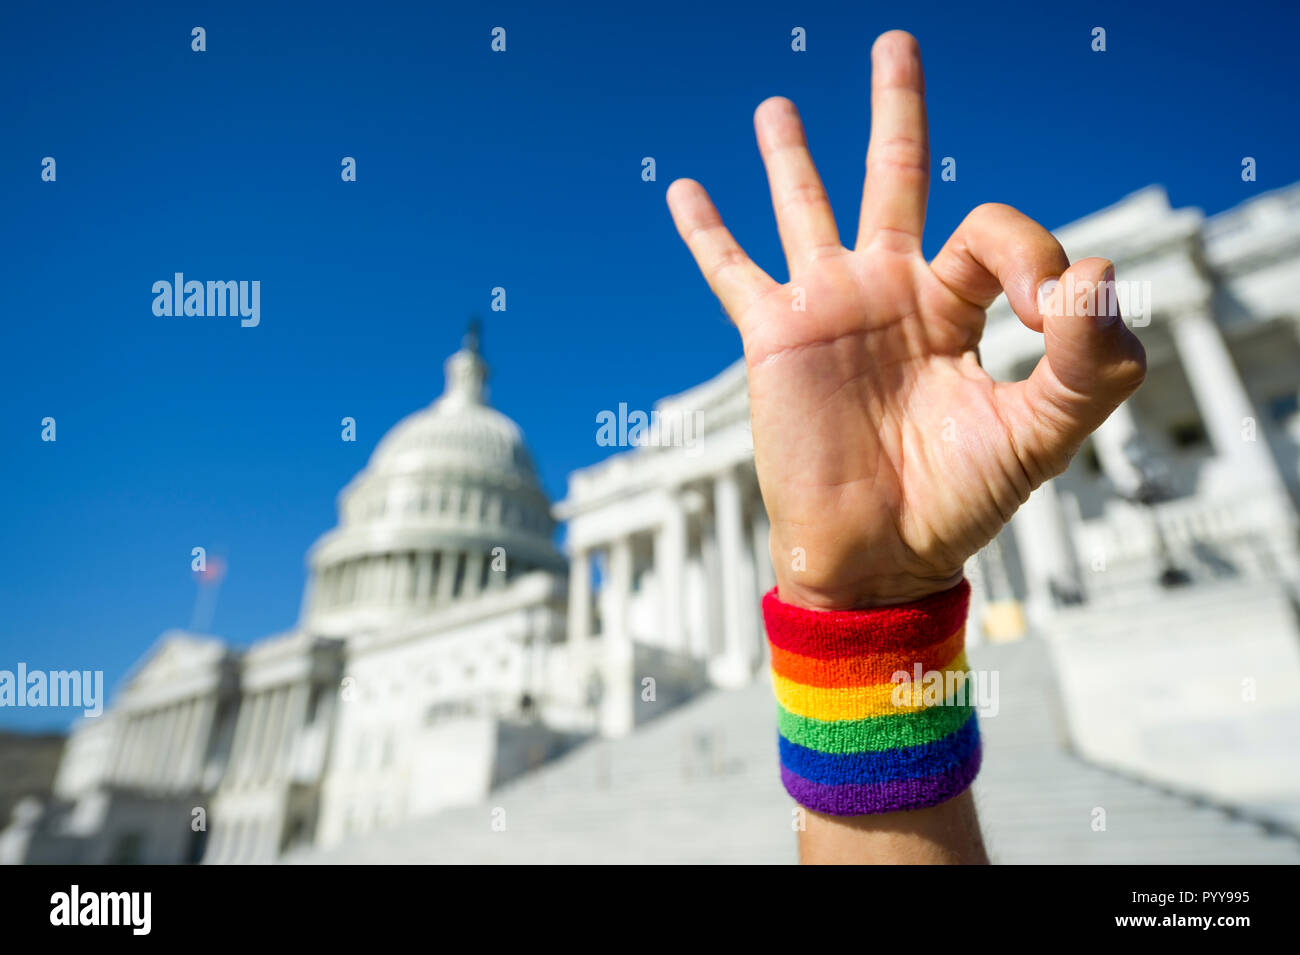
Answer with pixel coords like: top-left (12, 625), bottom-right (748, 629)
top-left (284, 636), bottom-right (1300, 865)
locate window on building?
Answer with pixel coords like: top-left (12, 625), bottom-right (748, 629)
top-left (1082, 443), bottom-right (1102, 475)
top-left (1169, 419), bottom-right (1208, 449)
top-left (108, 831), bottom-right (144, 865)
top-left (1269, 392), bottom-right (1299, 422)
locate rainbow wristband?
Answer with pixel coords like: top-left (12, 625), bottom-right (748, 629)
top-left (763, 579), bottom-right (981, 815)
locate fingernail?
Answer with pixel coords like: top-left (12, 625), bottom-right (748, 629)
top-left (1036, 278), bottom-right (1060, 315)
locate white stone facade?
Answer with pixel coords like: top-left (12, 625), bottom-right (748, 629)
top-left (5, 182), bottom-right (1300, 863)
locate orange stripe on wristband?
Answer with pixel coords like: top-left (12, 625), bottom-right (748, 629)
top-left (769, 624), bottom-right (966, 688)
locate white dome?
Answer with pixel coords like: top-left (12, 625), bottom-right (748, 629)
top-left (369, 393), bottom-right (536, 485)
top-left (304, 326), bottom-right (563, 631)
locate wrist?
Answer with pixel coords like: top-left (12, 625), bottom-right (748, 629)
top-left (763, 578), bottom-right (981, 817)
top-left (774, 569), bottom-right (965, 612)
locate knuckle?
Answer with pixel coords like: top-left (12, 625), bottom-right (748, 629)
top-left (710, 247), bottom-right (750, 274)
top-left (780, 181), bottom-right (831, 214)
top-left (1111, 349), bottom-right (1148, 394)
top-left (868, 136), bottom-right (929, 175)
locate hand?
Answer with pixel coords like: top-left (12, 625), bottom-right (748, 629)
top-left (666, 30), bottom-right (1146, 611)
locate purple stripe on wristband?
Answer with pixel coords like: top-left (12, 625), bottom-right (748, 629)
top-left (780, 743), bottom-right (982, 816)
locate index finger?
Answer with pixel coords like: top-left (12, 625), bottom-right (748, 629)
top-left (667, 178), bottom-right (778, 332)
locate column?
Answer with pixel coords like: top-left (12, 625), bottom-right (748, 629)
top-left (1170, 306), bottom-right (1299, 582)
top-left (257, 687), bottom-right (289, 783)
top-left (600, 537), bottom-right (635, 737)
top-left (413, 552), bottom-right (432, 605)
top-left (380, 555), bottom-right (395, 604)
top-left (655, 503), bottom-right (687, 654)
top-left (466, 488), bottom-right (485, 525)
top-left (155, 702), bottom-right (189, 791)
top-left (390, 553), bottom-right (408, 605)
top-left (371, 555), bottom-right (388, 604)
top-left (130, 712), bottom-right (157, 786)
top-left (736, 498), bottom-right (760, 652)
top-left (527, 616), bottom-right (548, 705)
top-left (437, 549), bottom-right (459, 603)
top-left (567, 548), bottom-right (591, 655)
top-left (143, 712), bottom-right (165, 783)
top-left (709, 468), bottom-right (756, 688)
top-left (463, 551), bottom-right (485, 599)
top-left (427, 552), bottom-right (443, 602)
top-left (180, 696), bottom-right (217, 790)
top-left (1091, 400), bottom-right (1145, 497)
top-left (237, 692), bottom-right (269, 784)
top-left (111, 716), bottom-right (141, 784)
top-left (223, 694), bottom-right (255, 788)
top-left (280, 683), bottom-right (311, 781)
top-left (162, 703), bottom-right (191, 789)
top-left (1010, 478), bottom-right (1083, 625)
top-left (697, 522), bottom-right (722, 660)
top-left (487, 547), bottom-right (507, 589)
top-left (1171, 306), bottom-right (1284, 491)
top-left (355, 558), bottom-right (372, 604)
top-left (977, 535), bottom-right (1026, 643)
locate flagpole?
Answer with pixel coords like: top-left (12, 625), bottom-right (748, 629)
top-left (190, 558), bottom-right (226, 633)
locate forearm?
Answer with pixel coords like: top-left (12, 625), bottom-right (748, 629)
top-left (800, 790), bottom-right (987, 864)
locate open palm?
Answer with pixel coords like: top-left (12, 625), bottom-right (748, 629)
top-left (667, 31), bottom-right (1146, 610)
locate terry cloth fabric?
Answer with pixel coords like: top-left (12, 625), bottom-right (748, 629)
top-left (763, 579), bottom-right (981, 815)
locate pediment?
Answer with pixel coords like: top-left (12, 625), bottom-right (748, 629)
top-left (121, 631), bottom-right (230, 691)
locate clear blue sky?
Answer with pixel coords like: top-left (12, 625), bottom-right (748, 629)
top-left (3, 0), bottom-right (1297, 730)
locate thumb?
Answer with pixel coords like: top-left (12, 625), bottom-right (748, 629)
top-left (1010, 256), bottom-right (1147, 481)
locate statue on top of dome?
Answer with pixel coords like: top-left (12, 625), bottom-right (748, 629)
top-left (463, 316), bottom-right (482, 355)
top-left (441, 319), bottom-right (488, 407)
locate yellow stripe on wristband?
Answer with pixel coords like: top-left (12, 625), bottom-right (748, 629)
top-left (771, 650), bottom-right (973, 721)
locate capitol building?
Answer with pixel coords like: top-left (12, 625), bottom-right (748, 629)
top-left (4, 182), bottom-right (1300, 864)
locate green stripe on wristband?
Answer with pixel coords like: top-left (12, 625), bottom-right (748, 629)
top-left (777, 699), bottom-right (975, 754)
